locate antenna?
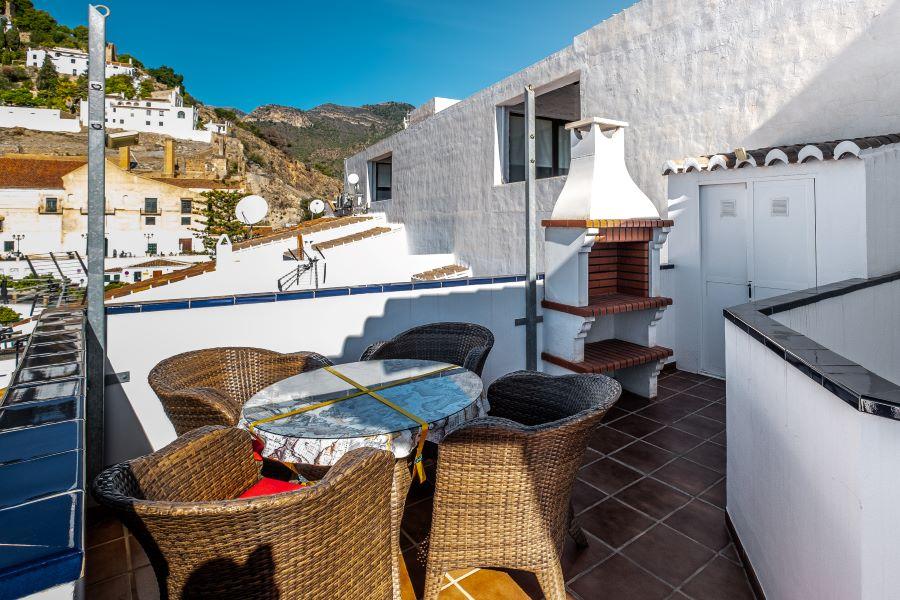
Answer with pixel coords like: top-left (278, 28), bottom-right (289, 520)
top-left (235, 195), bottom-right (268, 239)
top-left (347, 173), bottom-right (360, 186)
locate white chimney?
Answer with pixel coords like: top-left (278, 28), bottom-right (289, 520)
top-left (551, 118), bottom-right (660, 221)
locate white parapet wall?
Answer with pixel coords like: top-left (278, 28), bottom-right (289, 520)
top-left (105, 278), bottom-right (539, 465)
top-left (725, 285), bottom-right (900, 600)
top-left (0, 106), bottom-right (81, 133)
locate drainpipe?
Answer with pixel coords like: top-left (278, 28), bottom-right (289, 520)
top-left (524, 85), bottom-right (537, 370)
top-left (86, 4), bottom-right (109, 481)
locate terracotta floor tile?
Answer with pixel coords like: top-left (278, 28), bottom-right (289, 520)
top-left (578, 459), bottom-right (643, 495)
top-left (701, 479), bottom-right (727, 509)
top-left (602, 407), bottom-right (630, 423)
top-left (437, 583), bottom-right (470, 599)
top-left (569, 554), bottom-right (672, 600)
top-left (607, 414), bottom-right (664, 439)
top-left (697, 402), bottom-right (726, 422)
top-left (709, 430), bottom-right (727, 447)
top-left (653, 459), bottom-right (722, 496)
top-left (685, 441), bottom-right (727, 474)
top-left (457, 568), bottom-right (532, 599)
top-left (615, 477), bottom-right (690, 519)
top-left (658, 375), bottom-right (701, 392)
top-left (664, 500), bottom-right (731, 551)
top-left (131, 566), bottom-right (159, 600)
top-left (588, 426), bottom-right (636, 454)
top-left (571, 479), bottom-right (606, 515)
top-left (615, 394), bottom-right (654, 412)
top-left (580, 448), bottom-right (602, 468)
top-left (402, 546), bottom-right (427, 598)
top-left (681, 557), bottom-right (755, 600)
top-left (636, 395), bottom-right (709, 424)
top-left (684, 382), bottom-right (727, 402)
top-left (86, 506), bottom-right (125, 549)
top-left (671, 414), bottom-right (725, 439)
top-left (622, 525), bottom-right (714, 586)
top-left (86, 538), bottom-right (130, 585)
top-left (501, 569), bottom-right (544, 599)
top-left (610, 440), bottom-right (675, 474)
top-left (561, 534), bottom-right (613, 580)
top-left (579, 498), bottom-right (654, 549)
top-left (86, 573), bottom-right (132, 600)
top-left (643, 427), bottom-right (704, 454)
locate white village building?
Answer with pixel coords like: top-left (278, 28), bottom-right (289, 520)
top-left (0, 105), bottom-right (80, 133)
top-left (0, 153), bottom-right (233, 260)
top-left (26, 46), bottom-right (135, 78)
top-left (344, 0), bottom-right (900, 278)
top-left (79, 88), bottom-right (214, 143)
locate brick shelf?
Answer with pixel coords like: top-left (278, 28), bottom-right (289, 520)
top-left (542, 294), bottom-right (672, 318)
top-left (542, 339), bottom-right (673, 374)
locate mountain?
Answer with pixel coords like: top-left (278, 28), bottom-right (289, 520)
top-left (241, 101), bottom-right (414, 177)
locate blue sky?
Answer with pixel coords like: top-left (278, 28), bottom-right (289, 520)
top-left (37, 0), bottom-right (637, 112)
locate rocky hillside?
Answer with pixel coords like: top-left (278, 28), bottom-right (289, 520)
top-left (242, 101), bottom-right (413, 177)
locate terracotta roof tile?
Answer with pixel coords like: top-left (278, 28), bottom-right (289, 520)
top-left (127, 258), bottom-right (189, 268)
top-left (0, 155), bottom-right (86, 189)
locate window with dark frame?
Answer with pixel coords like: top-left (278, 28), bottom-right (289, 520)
top-left (145, 216), bottom-right (156, 225)
top-left (180, 198), bottom-right (192, 214)
top-left (181, 216), bottom-right (191, 226)
top-left (3, 241), bottom-right (14, 252)
top-left (506, 112), bottom-right (571, 183)
top-left (146, 243), bottom-right (157, 255)
top-left (373, 160), bottom-right (392, 201)
top-left (144, 198), bottom-right (158, 214)
top-left (44, 197), bottom-right (59, 213)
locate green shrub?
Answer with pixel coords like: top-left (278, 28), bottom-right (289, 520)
top-left (0, 306), bottom-right (21, 326)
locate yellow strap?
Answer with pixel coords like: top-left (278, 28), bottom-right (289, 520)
top-left (324, 366), bottom-right (432, 483)
top-left (248, 364), bottom-right (456, 483)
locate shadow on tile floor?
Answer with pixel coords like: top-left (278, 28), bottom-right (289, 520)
top-left (87, 369), bottom-right (757, 600)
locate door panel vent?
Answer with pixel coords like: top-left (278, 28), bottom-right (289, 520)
top-left (771, 196), bottom-right (789, 217)
top-left (720, 199), bottom-right (737, 218)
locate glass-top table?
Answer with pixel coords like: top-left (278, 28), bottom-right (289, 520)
top-left (240, 359), bottom-right (486, 466)
top-left (239, 359), bottom-right (486, 599)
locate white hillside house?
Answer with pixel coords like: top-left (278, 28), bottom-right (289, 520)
top-left (26, 47), bottom-right (135, 78)
top-left (0, 106), bottom-right (80, 133)
top-left (79, 88), bottom-right (213, 143)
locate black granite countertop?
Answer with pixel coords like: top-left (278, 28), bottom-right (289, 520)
top-left (724, 271), bottom-right (900, 420)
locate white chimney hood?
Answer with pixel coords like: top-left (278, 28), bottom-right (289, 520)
top-left (550, 117), bottom-right (660, 221)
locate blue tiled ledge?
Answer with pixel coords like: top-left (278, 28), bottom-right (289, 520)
top-left (106, 273), bottom-right (545, 315)
top-left (0, 308), bottom-right (86, 598)
top-left (724, 270), bottom-right (900, 420)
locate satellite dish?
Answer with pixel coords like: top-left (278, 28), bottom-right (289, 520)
top-left (347, 173), bottom-right (360, 186)
top-left (309, 199), bottom-right (326, 215)
top-left (235, 195), bottom-right (269, 225)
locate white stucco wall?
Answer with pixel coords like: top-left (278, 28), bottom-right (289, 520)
top-left (104, 280), bottom-right (538, 464)
top-left (725, 319), bottom-right (900, 600)
top-left (773, 278), bottom-right (900, 386)
top-left (0, 106), bottom-right (81, 133)
top-left (345, 0), bottom-right (900, 276)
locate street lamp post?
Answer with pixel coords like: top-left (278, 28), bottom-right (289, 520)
top-left (11, 234), bottom-right (25, 256)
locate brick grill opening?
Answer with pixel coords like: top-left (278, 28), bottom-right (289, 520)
top-left (589, 241), bottom-right (649, 299)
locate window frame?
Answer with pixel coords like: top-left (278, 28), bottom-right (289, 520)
top-left (142, 197), bottom-right (159, 215)
top-left (505, 111), bottom-right (570, 183)
top-left (372, 159), bottom-right (392, 202)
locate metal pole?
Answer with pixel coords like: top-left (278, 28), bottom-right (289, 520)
top-left (524, 85), bottom-right (538, 371)
top-left (86, 4), bottom-right (108, 481)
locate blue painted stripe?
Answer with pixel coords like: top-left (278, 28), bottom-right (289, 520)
top-left (350, 285), bottom-right (384, 295)
top-left (189, 297), bottom-right (235, 309)
top-left (314, 288), bottom-right (350, 298)
top-left (468, 278), bottom-right (493, 286)
top-left (439, 279), bottom-right (468, 287)
top-left (141, 300), bottom-right (189, 312)
top-left (412, 281), bottom-right (441, 289)
top-left (235, 294), bottom-right (278, 305)
top-left (105, 305), bottom-right (141, 315)
top-left (276, 290), bottom-right (314, 301)
top-left (383, 283), bottom-right (413, 292)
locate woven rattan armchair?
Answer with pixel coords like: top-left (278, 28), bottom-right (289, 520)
top-left (92, 426), bottom-right (395, 600)
top-left (359, 322), bottom-right (494, 376)
top-left (149, 347), bottom-right (332, 435)
top-left (423, 370), bottom-right (621, 600)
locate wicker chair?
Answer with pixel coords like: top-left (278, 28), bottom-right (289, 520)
top-left (92, 426), bottom-right (395, 600)
top-left (359, 322), bottom-right (494, 376)
top-left (422, 370), bottom-right (621, 600)
top-left (149, 347), bottom-right (332, 435)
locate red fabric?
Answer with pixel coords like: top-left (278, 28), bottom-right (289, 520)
top-left (251, 436), bottom-right (265, 461)
top-left (238, 477), bottom-right (302, 499)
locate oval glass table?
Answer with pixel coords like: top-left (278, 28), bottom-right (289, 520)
top-left (239, 359), bottom-right (486, 598)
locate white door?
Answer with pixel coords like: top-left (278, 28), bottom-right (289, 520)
top-left (751, 179), bottom-right (817, 300)
top-left (700, 184), bottom-right (749, 378)
top-left (699, 179), bottom-right (817, 378)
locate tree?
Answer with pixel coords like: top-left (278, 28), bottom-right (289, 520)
top-left (4, 25), bottom-right (20, 51)
top-left (138, 78), bottom-right (154, 99)
top-left (191, 190), bottom-right (249, 252)
top-left (106, 73), bottom-right (135, 99)
top-left (35, 55), bottom-right (57, 91)
top-left (147, 65), bottom-right (184, 91)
